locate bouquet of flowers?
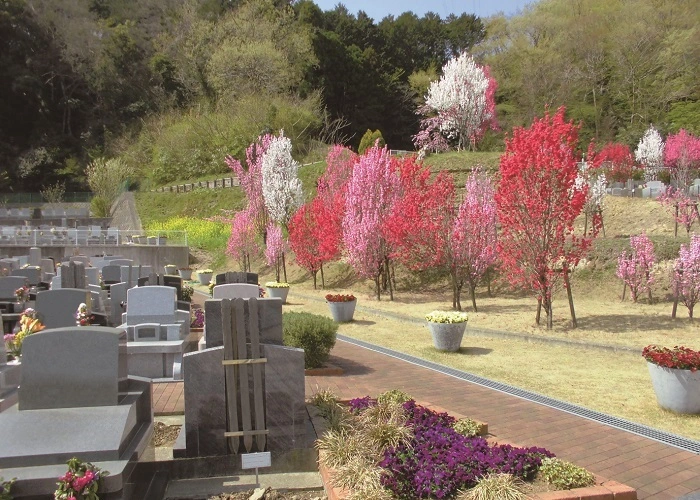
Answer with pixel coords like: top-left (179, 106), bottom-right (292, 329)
top-left (190, 308), bottom-right (204, 328)
top-left (5, 308), bottom-right (45, 357)
top-left (15, 286), bottom-right (29, 302)
top-left (75, 303), bottom-right (94, 327)
top-left (54, 457), bottom-right (108, 500)
top-left (0, 477), bottom-right (16, 500)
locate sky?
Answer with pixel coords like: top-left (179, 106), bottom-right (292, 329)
top-left (311, 0), bottom-right (532, 21)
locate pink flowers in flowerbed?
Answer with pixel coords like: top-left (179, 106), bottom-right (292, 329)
top-left (642, 345), bottom-right (700, 372)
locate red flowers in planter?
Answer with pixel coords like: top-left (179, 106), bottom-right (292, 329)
top-left (325, 293), bottom-right (356, 302)
top-left (642, 345), bottom-right (700, 372)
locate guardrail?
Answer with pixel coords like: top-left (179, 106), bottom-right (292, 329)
top-left (0, 229), bottom-right (188, 247)
top-left (151, 177), bottom-right (240, 193)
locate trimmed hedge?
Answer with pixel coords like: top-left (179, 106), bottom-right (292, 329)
top-left (283, 311), bottom-right (338, 369)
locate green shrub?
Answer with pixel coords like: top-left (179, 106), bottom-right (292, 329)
top-left (283, 311), bottom-right (338, 368)
top-left (453, 417), bottom-right (482, 437)
top-left (457, 473), bottom-right (525, 500)
top-left (538, 457), bottom-right (596, 490)
top-left (90, 196), bottom-right (111, 217)
top-left (358, 129), bottom-right (386, 154)
top-left (377, 389), bottom-right (412, 405)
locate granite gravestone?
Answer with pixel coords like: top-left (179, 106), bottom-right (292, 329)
top-left (35, 289), bottom-right (90, 328)
top-left (213, 283), bottom-right (260, 299)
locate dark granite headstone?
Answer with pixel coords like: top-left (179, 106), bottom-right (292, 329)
top-left (215, 272), bottom-right (258, 285)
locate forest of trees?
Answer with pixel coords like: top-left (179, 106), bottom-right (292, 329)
top-left (1, 0), bottom-right (698, 191)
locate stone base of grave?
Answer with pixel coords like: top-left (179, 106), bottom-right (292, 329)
top-left (0, 359), bottom-right (21, 412)
top-left (0, 377), bottom-right (154, 499)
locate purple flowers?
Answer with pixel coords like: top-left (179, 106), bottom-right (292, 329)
top-left (378, 400), bottom-right (554, 498)
top-left (348, 396), bottom-right (376, 414)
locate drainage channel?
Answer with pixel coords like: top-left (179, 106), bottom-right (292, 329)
top-left (338, 334), bottom-right (700, 455)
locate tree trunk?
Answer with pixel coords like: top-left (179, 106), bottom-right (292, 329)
top-left (546, 299), bottom-right (553, 330)
top-left (621, 282), bottom-right (627, 301)
top-left (312, 270), bottom-right (317, 290)
top-left (469, 282), bottom-right (477, 313)
top-left (320, 264), bottom-right (325, 289)
top-left (282, 252), bottom-right (287, 283)
top-left (563, 267), bottom-right (577, 328)
top-left (451, 272), bottom-right (458, 310)
top-left (486, 267), bottom-right (493, 297)
top-left (536, 298), bottom-right (542, 325)
top-left (375, 273), bottom-right (381, 301)
top-left (385, 258), bottom-right (394, 301)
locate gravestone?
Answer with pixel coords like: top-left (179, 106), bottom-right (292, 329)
top-left (204, 298), bottom-right (282, 349)
top-left (11, 267), bottom-right (41, 287)
top-left (60, 261), bottom-right (86, 289)
top-left (0, 276), bottom-right (28, 301)
top-left (178, 297), bottom-right (306, 458)
top-left (40, 259), bottom-right (55, 282)
top-left (213, 283), bottom-right (260, 299)
top-left (102, 265), bottom-right (122, 284)
top-left (29, 247), bottom-right (41, 267)
top-left (0, 326), bottom-right (153, 497)
top-left (0, 335), bottom-right (20, 412)
top-left (85, 267), bottom-right (100, 286)
top-left (109, 282), bottom-right (130, 327)
top-left (215, 272), bottom-right (258, 286)
top-left (35, 288), bottom-right (90, 328)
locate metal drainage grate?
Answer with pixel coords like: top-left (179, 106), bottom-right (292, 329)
top-left (338, 335), bottom-right (700, 455)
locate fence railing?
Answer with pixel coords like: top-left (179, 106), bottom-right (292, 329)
top-left (0, 193), bottom-right (93, 204)
top-left (0, 228), bottom-right (187, 247)
top-left (151, 177), bottom-right (240, 193)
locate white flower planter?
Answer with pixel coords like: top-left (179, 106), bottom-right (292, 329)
top-left (266, 287), bottom-right (289, 304)
top-left (198, 273), bottom-right (213, 286)
top-left (647, 361), bottom-right (700, 414)
top-left (427, 321), bottom-right (467, 352)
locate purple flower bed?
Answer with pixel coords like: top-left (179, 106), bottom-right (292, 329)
top-left (378, 400), bottom-right (554, 499)
top-left (348, 396), bottom-right (377, 414)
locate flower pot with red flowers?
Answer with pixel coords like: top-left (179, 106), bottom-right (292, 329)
top-left (643, 345), bottom-right (700, 414)
top-left (326, 294), bottom-right (356, 322)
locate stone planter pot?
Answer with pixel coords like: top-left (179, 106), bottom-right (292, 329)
top-left (133, 236), bottom-right (146, 245)
top-left (197, 272), bottom-right (213, 286)
top-left (179, 269), bottom-right (193, 280)
top-left (158, 236), bottom-right (168, 246)
top-left (327, 299), bottom-right (357, 322)
top-left (266, 286), bottom-right (289, 304)
top-left (647, 361), bottom-right (700, 414)
top-left (147, 236), bottom-right (157, 245)
top-left (164, 265), bottom-right (177, 275)
top-left (427, 321), bottom-right (467, 352)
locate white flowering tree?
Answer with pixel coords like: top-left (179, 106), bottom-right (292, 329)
top-left (421, 52), bottom-right (496, 151)
top-left (635, 125), bottom-right (665, 182)
top-left (575, 161), bottom-right (607, 236)
top-left (261, 130), bottom-right (303, 282)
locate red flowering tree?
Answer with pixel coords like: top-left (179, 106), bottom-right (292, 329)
top-left (451, 169), bottom-right (498, 312)
top-left (385, 157), bottom-right (456, 273)
top-left (672, 235), bottom-right (700, 318)
top-left (343, 145), bottom-right (399, 300)
top-left (616, 233), bottom-right (655, 303)
top-left (496, 107), bottom-right (594, 329)
top-left (288, 197), bottom-right (342, 289)
top-left (595, 142), bottom-right (638, 183)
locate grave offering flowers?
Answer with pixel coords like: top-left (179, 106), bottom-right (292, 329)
top-left (325, 293), bottom-right (356, 302)
top-left (54, 457), bottom-right (108, 500)
top-left (15, 285), bottom-right (29, 302)
top-left (425, 310), bottom-right (469, 323)
top-left (7, 308), bottom-right (45, 357)
top-left (265, 281), bottom-right (290, 288)
top-left (181, 285), bottom-right (194, 302)
top-left (208, 281), bottom-right (215, 297)
top-left (642, 345), bottom-right (700, 371)
top-left (0, 477), bottom-right (16, 500)
top-left (190, 307), bottom-right (204, 328)
top-left (75, 303), bottom-right (94, 327)
top-left (198, 268), bottom-right (213, 274)
top-left (258, 285), bottom-right (266, 298)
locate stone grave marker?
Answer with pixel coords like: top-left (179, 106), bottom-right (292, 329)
top-left (35, 288), bottom-right (90, 328)
top-left (213, 283), bottom-right (260, 299)
top-left (102, 265), bottom-right (122, 284)
top-left (0, 276), bottom-right (28, 301)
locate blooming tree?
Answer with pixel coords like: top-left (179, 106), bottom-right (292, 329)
top-left (616, 233), bottom-right (655, 303)
top-left (595, 142), bottom-right (638, 183)
top-left (288, 197), bottom-right (342, 289)
top-left (226, 209), bottom-right (259, 272)
top-left (576, 156), bottom-right (607, 236)
top-left (343, 145), bottom-right (399, 300)
top-left (264, 222), bottom-right (285, 282)
top-left (635, 125), bottom-right (665, 182)
top-left (658, 189), bottom-right (699, 237)
top-left (672, 235), bottom-right (700, 318)
top-left (261, 130), bottom-right (303, 228)
top-left (451, 169), bottom-right (498, 312)
top-left (664, 129), bottom-right (700, 192)
top-left (496, 107), bottom-right (594, 329)
top-left (417, 52), bottom-right (497, 151)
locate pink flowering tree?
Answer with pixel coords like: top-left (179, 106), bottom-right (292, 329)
top-left (664, 129), bottom-right (700, 192)
top-left (617, 233), bottom-right (655, 303)
top-left (415, 52), bottom-right (498, 152)
top-left (264, 222), bottom-right (285, 282)
top-left (451, 169), bottom-right (498, 312)
top-left (226, 209), bottom-right (259, 272)
top-left (343, 145), bottom-right (399, 300)
top-left (658, 189), bottom-right (699, 237)
top-left (672, 235), bottom-right (700, 318)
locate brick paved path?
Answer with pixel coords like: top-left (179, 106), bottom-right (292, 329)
top-left (154, 339), bottom-right (700, 499)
